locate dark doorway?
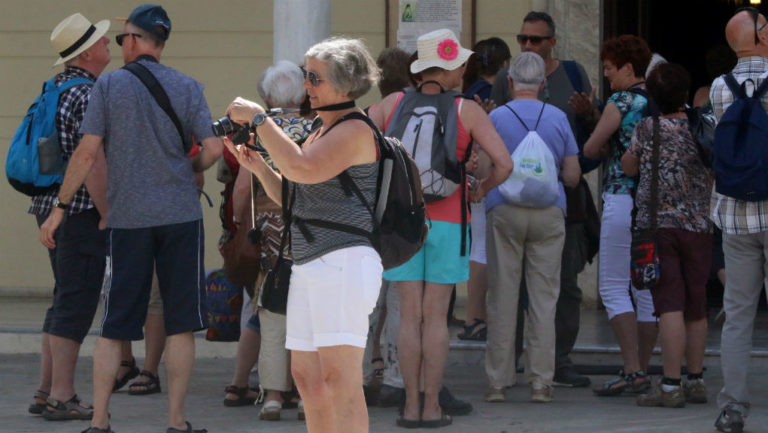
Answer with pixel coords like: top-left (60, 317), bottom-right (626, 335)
top-left (603, 0), bottom-right (763, 103)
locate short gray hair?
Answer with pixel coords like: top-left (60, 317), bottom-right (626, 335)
top-left (257, 60), bottom-right (305, 108)
top-left (509, 52), bottom-right (545, 92)
top-left (305, 37), bottom-right (380, 100)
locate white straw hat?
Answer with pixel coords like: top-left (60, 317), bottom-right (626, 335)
top-left (51, 13), bottom-right (110, 67)
top-left (410, 28), bottom-right (473, 74)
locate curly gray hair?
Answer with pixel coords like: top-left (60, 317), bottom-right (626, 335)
top-left (257, 60), bottom-right (305, 108)
top-left (305, 37), bottom-right (380, 100)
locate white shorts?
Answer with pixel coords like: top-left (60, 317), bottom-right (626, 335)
top-left (469, 200), bottom-right (487, 264)
top-left (286, 246), bottom-right (383, 352)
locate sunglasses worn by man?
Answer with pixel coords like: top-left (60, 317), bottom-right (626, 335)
top-left (115, 32), bottom-right (142, 46)
top-left (516, 34), bottom-right (553, 45)
top-left (736, 6), bottom-right (768, 45)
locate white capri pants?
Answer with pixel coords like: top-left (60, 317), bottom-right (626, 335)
top-left (286, 246), bottom-right (383, 351)
top-left (598, 193), bottom-right (655, 322)
top-left (469, 200), bottom-right (487, 264)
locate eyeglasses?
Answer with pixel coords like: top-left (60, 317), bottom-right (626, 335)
top-left (115, 33), bottom-right (142, 46)
top-left (736, 7), bottom-right (768, 45)
top-left (301, 68), bottom-right (324, 87)
top-left (516, 34), bottom-right (553, 45)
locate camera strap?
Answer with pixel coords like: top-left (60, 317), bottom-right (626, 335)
top-left (123, 61), bottom-right (192, 153)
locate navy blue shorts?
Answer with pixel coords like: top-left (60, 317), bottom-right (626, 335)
top-left (37, 208), bottom-right (106, 343)
top-left (101, 220), bottom-right (206, 340)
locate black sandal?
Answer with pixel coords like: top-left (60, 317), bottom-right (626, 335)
top-left (128, 370), bottom-right (161, 395)
top-left (42, 394), bottom-right (93, 420)
top-left (28, 389), bottom-right (49, 414)
top-left (223, 385), bottom-right (257, 407)
top-left (113, 357), bottom-right (140, 392)
top-left (457, 319), bottom-right (487, 341)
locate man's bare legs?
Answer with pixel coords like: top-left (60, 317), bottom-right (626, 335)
top-left (90, 337), bottom-right (122, 430)
top-left (48, 334), bottom-right (82, 403)
top-left (129, 312), bottom-right (167, 394)
top-left (165, 332), bottom-right (196, 430)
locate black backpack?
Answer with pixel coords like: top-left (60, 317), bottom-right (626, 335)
top-left (296, 112), bottom-right (428, 270)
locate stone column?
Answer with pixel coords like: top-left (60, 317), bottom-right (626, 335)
top-left (273, 0), bottom-right (331, 64)
top-left (549, 0), bottom-right (602, 308)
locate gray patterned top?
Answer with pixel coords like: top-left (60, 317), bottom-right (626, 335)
top-left (289, 161), bottom-right (378, 264)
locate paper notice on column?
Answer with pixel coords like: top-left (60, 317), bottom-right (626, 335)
top-left (397, 0), bottom-right (462, 54)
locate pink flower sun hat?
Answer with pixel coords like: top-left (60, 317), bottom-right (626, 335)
top-left (410, 28), bottom-right (473, 73)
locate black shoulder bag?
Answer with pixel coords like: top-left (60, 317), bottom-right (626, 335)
top-left (259, 178), bottom-right (295, 315)
top-left (630, 116), bottom-right (661, 291)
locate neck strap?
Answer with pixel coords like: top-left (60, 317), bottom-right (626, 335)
top-left (313, 100), bottom-right (355, 112)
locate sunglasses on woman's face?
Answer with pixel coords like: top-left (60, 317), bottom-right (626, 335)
top-left (301, 68), bottom-right (324, 87)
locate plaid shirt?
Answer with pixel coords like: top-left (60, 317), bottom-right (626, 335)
top-left (709, 56), bottom-right (768, 234)
top-left (28, 66), bottom-right (96, 217)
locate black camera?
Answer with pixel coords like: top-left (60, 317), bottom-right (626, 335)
top-left (211, 116), bottom-right (254, 145)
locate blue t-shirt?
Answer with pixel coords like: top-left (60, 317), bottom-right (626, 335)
top-left (486, 99), bottom-right (578, 214)
top-left (80, 59), bottom-right (215, 229)
top-left (603, 90), bottom-right (648, 195)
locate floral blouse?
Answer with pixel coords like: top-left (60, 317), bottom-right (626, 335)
top-left (628, 117), bottom-right (713, 233)
top-left (603, 90), bottom-right (648, 195)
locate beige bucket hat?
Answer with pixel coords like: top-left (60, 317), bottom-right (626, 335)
top-left (410, 28), bottom-right (473, 74)
top-left (51, 13), bottom-right (110, 66)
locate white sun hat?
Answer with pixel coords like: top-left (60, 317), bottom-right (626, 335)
top-left (51, 13), bottom-right (110, 67)
top-left (410, 28), bottom-right (473, 74)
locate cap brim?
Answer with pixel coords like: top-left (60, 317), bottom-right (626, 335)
top-left (53, 19), bottom-right (110, 67)
top-left (410, 47), bottom-right (473, 74)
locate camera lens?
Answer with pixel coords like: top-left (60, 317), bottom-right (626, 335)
top-left (211, 116), bottom-right (240, 137)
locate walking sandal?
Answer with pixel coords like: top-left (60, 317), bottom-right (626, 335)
top-left (28, 389), bottom-right (49, 414)
top-left (223, 385), bottom-right (256, 407)
top-left (42, 394), bottom-right (93, 420)
top-left (128, 370), bottom-right (162, 395)
top-left (593, 370), bottom-right (649, 396)
top-left (113, 357), bottom-right (140, 392)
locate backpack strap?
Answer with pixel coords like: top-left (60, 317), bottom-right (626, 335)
top-left (122, 61), bottom-right (191, 153)
top-left (723, 72), bottom-right (748, 99)
top-left (57, 77), bottom-right (93, 93)
top-left (754, 75), bottom-right (768, 100)
top-left (561, 60), bottom-right (583, 94)
top-left (292, 111), bottom-right (382, 245)
top-left (503, 102), bottom-right (546, 131)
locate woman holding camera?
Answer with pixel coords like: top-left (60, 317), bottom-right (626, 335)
top-left (224, 37), bottom-right (381, 433)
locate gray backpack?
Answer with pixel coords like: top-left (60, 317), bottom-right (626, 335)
top-left (385, 82), bottom-right (465, 202)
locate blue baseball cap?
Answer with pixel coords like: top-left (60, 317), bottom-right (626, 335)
top-left (126, 4), bottom-right (171, 40)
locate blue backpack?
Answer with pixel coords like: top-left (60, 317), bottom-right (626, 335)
top-left (713, 73), bottom-right (768, 202)
top-left (6, 76), bottom-right (92, 196)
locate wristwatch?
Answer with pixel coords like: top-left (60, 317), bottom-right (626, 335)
top-left (252, 112), bottom-right (268, 127)
top-left (52, 197), bottom-right (69, 210)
